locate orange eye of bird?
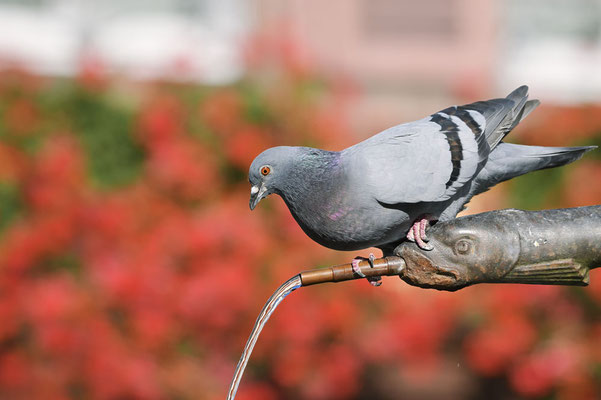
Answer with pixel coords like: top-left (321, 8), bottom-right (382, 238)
top-left (260, 166), bottom-right (271, 176)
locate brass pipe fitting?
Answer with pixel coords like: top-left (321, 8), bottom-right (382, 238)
top-left (299, 256), bottom-right (405, 286)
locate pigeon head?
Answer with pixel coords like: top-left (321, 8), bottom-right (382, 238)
top-left (248, 146), bottom-right (299, 210)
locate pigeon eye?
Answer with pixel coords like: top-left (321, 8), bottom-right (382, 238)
top-left (260, 166), bottom-right (271, 176)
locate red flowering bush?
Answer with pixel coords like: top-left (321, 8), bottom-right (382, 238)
top-left (0, 50), bottom-right (600, 399)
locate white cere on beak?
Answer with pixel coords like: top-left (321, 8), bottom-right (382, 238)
top-left (251, 185), bottom-right (259, 195)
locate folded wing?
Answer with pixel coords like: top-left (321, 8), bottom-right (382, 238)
top-left (351, 86), bottom-right (537, 205)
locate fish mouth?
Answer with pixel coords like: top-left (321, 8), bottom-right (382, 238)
top-left (397, 245), bottom-right (465, 290)
top-left (249, 184), bottom-right (268, 210)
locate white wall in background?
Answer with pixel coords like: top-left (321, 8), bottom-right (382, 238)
top-left (0, 0), bottom-right (250, 84)
top-left (500, 0), bottom-right (601, 103)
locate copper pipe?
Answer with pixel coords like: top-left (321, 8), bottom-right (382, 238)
top-left (299, 256), bottom-right (405, 286)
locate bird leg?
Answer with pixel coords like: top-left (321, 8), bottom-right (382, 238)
top-left (351, 253), bottom-right (382, 287)
top-left (406, 214), bottom-right (435, 251)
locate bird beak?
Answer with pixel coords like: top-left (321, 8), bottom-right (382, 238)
top-left (249, 184), bottom-right (267, 210)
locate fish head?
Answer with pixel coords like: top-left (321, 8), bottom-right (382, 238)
top-left (395, 215), bottom-right (520, 291)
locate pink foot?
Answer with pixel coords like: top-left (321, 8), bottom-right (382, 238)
top-left (352, 253), bottom-right (382, 287)
top-left (406, 215), bottom-right (435, 251)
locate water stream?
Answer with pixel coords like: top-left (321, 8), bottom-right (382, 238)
top-left (226, 274), bottom-right (302, 400)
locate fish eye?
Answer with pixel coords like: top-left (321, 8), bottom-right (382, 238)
top-left (260, 166), bottom-right (271, 176)
top-left (454, 238), bottom-right (472, 255)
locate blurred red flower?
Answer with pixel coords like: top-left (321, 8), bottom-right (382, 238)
top-left (4, 98), bottom-right (39, 136)
top-left (224, 124), bottom-right (273, 170)
top-left (465, 313), bottom-right (536, 376)
top-left (201, 89), bottom-right (243, 136)
top-left (0, 54), bottom-right (599, 400)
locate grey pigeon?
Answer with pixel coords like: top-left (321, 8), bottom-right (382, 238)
top-left (249, 86), bottom-right (595, 259)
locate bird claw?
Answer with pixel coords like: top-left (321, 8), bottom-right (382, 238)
top-left (407, 215), bottom-right (435, 251)
top-left (419, 219), bottom-right (430, 242)
top-left (368, 253), bottom-right (376, 267)
top-left (351, 257), bottom-right (366, 278)
top-left (351, 253), bottom-right (382, 286)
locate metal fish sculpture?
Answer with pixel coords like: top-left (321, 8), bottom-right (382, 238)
top-left (394, 205), bottom-right (601, 291)
top-left (300, 206), bottom-right (601, 291)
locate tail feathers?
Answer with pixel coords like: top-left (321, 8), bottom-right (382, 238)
top-left (506, 99), bottom-right (540, 134)
top-left (473, 143), bottom-right (596, 196)
top-left (448, 86), bottom-right (539, 152)
top-left (519, 99), bottom-right (540, 123)
top-left (505, 85), bottom-right (531, 104)
top-left (486, 86), bottom-right (537, 149)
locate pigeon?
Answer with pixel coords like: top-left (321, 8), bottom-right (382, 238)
top-left (248, 86), bottom-right (595, 282)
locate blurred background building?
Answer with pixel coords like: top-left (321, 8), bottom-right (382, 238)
top-left (0, 0), bottom-right (250, 83)
top-left (1, 0), bottom-right (601, 109)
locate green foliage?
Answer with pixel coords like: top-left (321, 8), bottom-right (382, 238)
top-left (0, 182), bottom-right (22, 232)
top-left (42, 82), bottom-right (145, 188)
top-left (508, 167), bottom-right (566, 210)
